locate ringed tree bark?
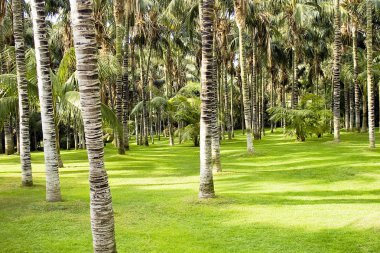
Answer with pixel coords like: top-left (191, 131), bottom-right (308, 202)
top-left (234, 0), bottom-right (254, 154)
top-left (211, 24), bottom-right (221, 173)
top-left (30, 0), bottom-right (62, 201)
top-left (366, 0), bottom-right (375, 148)
top-left (12, 0), bottom-right (33, 186)
top-left (199, 0), bottom-right (215, 199)
top-left (352, 21), bottom-right (360, 132)
top-left (114, 0), bottom-right (125, 154)
top-left (70, 0), bottom-right (117, 251)
top-left (332, 0), bottom-right (342, 142)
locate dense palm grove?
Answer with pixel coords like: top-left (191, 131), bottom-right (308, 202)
top-left (1, 0), bottom-right (380, 251)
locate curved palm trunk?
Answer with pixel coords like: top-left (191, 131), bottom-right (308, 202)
top-left (30, 0), bottom-right (61, 201)
top-left (199, 0), bottom-right (215, 199)
top-left (236, 22), bottom-right (253, 154)
top-left (352, 22), bottom-right (360, 132)
top-left (366, 1), bottom-right (375, 148)
top-left (70, 0), bottom-right (116, 251)
top-left (332, 0), bottom-right (342, 142)
top-left (114, 0), bottom-right (125, 155)
top-left (13, 0), bottom-right (32, 186)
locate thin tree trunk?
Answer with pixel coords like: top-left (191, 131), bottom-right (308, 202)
top-left (211, 32), bottom-right (221, 172)
top-left (366, 1), bottom-right (375, 148)
top-left (344, 82), bottom-right (350, 130)
top-left (362, 92), bottom-right (368, 133)
top-left (332, 0), bottom-right (342, 142)
top-left (349, 82), bottom-right (355, 130)
top-left (224, 61), bottom-right (231, 140)
top-left (291, 48), bottom-right (298, 109)
top-left (230, 73), bottom-right (234, 138)
top-left (13, 0), bottom-right (32, 186)
top-left (135, 115), bottom-right (139, 145)
top-left (122, 20), bottom-right (130, 151)
top-left (4, 117), bottom-right (14, 155)
top-left (352, 21), bottom-right (360, 132)
top-left (70, 0), bottom-right (116, 251)
top-left (114, 0), bottom-right (125, 154)
top-left (237, 26), bottom-right (253, 153)
top-left (252, 28), bottom-right (259, 139)
top-left (31, 0), bottom-right (61, 201)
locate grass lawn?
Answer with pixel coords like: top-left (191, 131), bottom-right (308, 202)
top-left (1, 130), bottom-right (380, 252)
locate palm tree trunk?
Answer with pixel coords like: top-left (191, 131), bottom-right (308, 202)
top-left (0, 128), bottom-right (3, 154)
top-left (332, 0), bottom-right (342, 142)
top-left (122, 20), bottom-right (130, 151)
top-left (237, 26), bottom-right (253, 154)
top-left (30, 0), bottom-right (61, 201)
top-left (291, 48), bottom-right (298, 109)
top-left (362, 91), bottom-right (368, 133)
top-left (252, 28), bottom-right (259, 139)
top-left (344, 82), bottom-right (350, 131)
top-left (352, 21), bottom-right (360, 132)
top-left (349, 82), bottom-right (355, 131)
top-left (114, 0), bottom-right (125, 155)
top-left (230, 73), bottom-right (234, 138)
top-left (135, 115), bottom-right (139, 145)
top-left (199, 0), bottom-right (215, 199)
top-left (70, 0), bottom-right (116, 251)
top-left (224, 62), bottom-right (231, 140)
top-left (211, 33), bottom-right (221, 173)
top-left (12, 0), bottom-right (33, 186)
top-left (366, 0), bottom-right (375, 148)
top-left (4, 117), bottom-right (14, 155)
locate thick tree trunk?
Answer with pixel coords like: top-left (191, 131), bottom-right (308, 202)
top-left (366, 1), bottom-right (375, 148)
top-left (13, 0), bottom-right (32, 186)
top-left (199, 0), bottom-right (215, 198)
top-left (70, 0), bottom-right (117, 251)
top-left (30, 0), bottom-right (62, 201)
top-left (332, 0), bottom-right (342, 142)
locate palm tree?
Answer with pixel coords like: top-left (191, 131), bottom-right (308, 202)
top-left (114, 0), bottom-right (125, 154)
top-left (352, 20), bottom-right (360, 132)
top-left (234, 0), bottom-right (254, 154)
top-left (366, 0), bottom-right (375, 148)
top-left (199, 0), bottom-right (215, 199)
top-left (70, 0), bottom-right (116, 251)
top-left (332, 0), bottom-right (342, 142)
top-left (12, 0), bottom-right (33, 186)
top-left (30, 0), bottom-right (62, 201)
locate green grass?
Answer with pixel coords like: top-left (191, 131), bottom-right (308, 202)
top-left (1, 130), bottom-right (380, 252)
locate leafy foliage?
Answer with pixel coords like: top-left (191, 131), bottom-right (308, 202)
top-left (269, 94), bottom-right (331, 141)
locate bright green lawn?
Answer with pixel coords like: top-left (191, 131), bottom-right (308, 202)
top-left (1, 130), bottom-right (380, 252)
